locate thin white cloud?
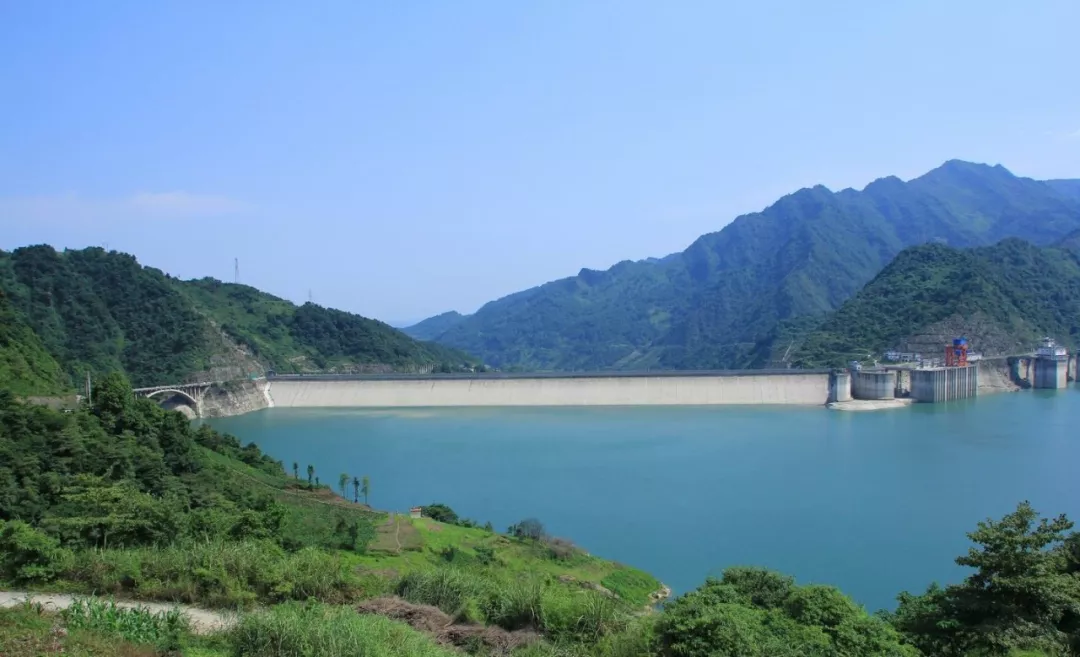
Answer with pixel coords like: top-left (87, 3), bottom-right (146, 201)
top-left (0, 191), bottom-right (252, 224)
top-left (1069, 128), bottom-right (1080, 139)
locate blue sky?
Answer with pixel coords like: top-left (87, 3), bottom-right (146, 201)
top-left (2, 1), bottom-right (1078, 325)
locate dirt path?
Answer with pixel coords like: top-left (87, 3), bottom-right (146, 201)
top-left (394, 514), bottom-right (403, 553)
top-left (0, 591), bottom-right (238, 634)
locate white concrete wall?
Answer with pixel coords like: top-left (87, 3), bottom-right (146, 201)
top-left (267, 374), bottom-right (832, 408)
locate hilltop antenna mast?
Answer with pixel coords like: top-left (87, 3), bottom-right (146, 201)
top-left (234, 258), bottom-right (240, 284)
top-left (308, 289), bottom-right (313, 304)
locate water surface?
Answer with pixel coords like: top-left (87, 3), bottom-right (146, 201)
top-left (208, 391), bottom-right (1080, 610)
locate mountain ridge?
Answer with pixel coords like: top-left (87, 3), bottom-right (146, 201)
top-left (791, 239), bottom-right (1080, 367)
top-left (415, 160), bottom-right (1080, 370)
top-left (0, 246), bottom-right (479, 392)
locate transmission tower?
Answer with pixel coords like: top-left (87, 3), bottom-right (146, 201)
top-left (234, 258), bottom-right (240, 284)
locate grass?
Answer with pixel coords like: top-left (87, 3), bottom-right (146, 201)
top-left (0, 603), bottom-right (227, 657)
top-left (59, 539), bottom-right (360, 608)
top-left (228, 601), bottom-right (458, 657)
top-left (349, 517), bottom-right (662, 607)
top-left (62, 597), bottom-right (189, 650)
top-left (198, 447), bottom-right (381, 551)
top-left (392, 566), bottom-right (632, 644)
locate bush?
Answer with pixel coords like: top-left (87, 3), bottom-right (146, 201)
top-left (539, 586), bottom-right (627, 643)
top-left (421, 504), bottom-right (459, 524)
top-left (481, 577), bottom-right (544, 631)
top-left (229, 602), bottom-right (458, 657)
top-left (543, 537), bottom-right (579, 561)
top-left (0, 519), bottom-right (72, 583)
top-left (63, 539), bottom-right (358, 608)
top-left (656, 568), bottom-right (915, 657)
top-left (61, 597), bottom-right (189, 653)
top-left (509, 518), bottom-right (545, 541)
top-left (395, 568), bottom-right (484, 617)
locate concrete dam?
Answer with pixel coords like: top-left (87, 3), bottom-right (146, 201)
top-left (265, 371), bottom-right (836, 408)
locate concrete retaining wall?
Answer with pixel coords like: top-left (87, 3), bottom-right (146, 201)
top-left (911, 366), bottom-right (978, 403)
top-left (851, 371), bottom-right (896, 400)
top-left (267, 373), bottom-right (832, 407)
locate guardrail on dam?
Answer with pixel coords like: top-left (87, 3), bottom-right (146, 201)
top-left (265, 370), bottom-right (835, 407)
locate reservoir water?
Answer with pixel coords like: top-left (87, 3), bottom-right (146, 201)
top-left (207, 390), bottom-right (1080, 611)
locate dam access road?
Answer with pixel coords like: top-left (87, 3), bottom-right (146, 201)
top-left (264, 370), bottom-right (836, 407)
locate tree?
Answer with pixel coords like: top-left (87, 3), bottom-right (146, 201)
top-left (338, 473), bottom-right (349, 499)
top-left (0, 520), bottom-right (72, 583)
top-left (361, 476), bottom-right (370, 505)
top-left (891, 501), bottom-right (1078, 656)
top-left (292, 462), bottom-right (299, 481)
top-left (352, 477), bottom-right (360, 503)
top-left (306, 464), bottom-right (314, 488)
top-left (509, 517), bottom-right (545, 541)
top-left (422, 504), bottom-right (459, 524)
top-left (657, 568), bottom-right (914, 657)
top-left (315, 476), bottom-right (320, 487)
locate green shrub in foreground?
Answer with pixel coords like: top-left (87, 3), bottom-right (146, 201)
top-left (395, 567), bottom-right (485, 620)
top-left (0, 519), bottom-right (73, 583)
top-left (656, 568), bottom-right (916, 657)
top-left (229, 602), bottom-right (457, 657)
top-left (65, 539), bottom-right (358, 608)
top-left (396, 566), bottom-right (633, 644)
top-left (61, 597), bottom-right (189, 652)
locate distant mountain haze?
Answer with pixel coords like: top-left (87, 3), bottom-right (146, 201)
top-left (407, 160), bottom-right (1080, 371)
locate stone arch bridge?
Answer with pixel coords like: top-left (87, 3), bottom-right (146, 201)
top-left (132, 381), bottom-right (216, 417)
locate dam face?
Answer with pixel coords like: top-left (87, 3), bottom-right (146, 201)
top-left (267, 372), bottom-right (833, 408)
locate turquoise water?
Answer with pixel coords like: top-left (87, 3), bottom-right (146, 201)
top-left (207, 390), bottom-right (1080, 611)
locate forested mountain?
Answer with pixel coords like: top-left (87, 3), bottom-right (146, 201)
top-left (177, 278), bottom-right (478, 375)
top-left (403, 311), bottom-right (466, 341)
top-left (418, 161), bottom-right (1080, 370)
top-left (0, 290), bottom-right (68, 396)
top-left (0, 246), bottom-right (478, 393)
top-left (792, 239), bottom-right (1080, 367)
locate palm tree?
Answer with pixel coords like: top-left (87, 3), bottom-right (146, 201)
top-left (361, 475), bottom-right (370, 505)
top-left (306, 464), bottom-right (314, 488)
top-left (338, 473), bottom-right (350, 499)
top-left (292, 462), bottom-right (299, 481)
top-left (352, 476), bottom-right (360, 503)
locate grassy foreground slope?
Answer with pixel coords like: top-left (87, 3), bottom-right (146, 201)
top-left (792, 239), bottom-right (1080, 367)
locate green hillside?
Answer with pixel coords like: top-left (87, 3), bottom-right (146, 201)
top-left (3, 381), bottom-right (1079, 655)
top-left (0, 290), bottom-right (68, 396)
top-left (420, 161), bottom-right (1080, 370)
top-left (792, 239), bottom-right (1080, 367)
top-left (403, 310), bottom-right (466, 341)
top-left (0, 246), bottom-right (479, 393)
top-left (176, 278), bottom-right (478, 374)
